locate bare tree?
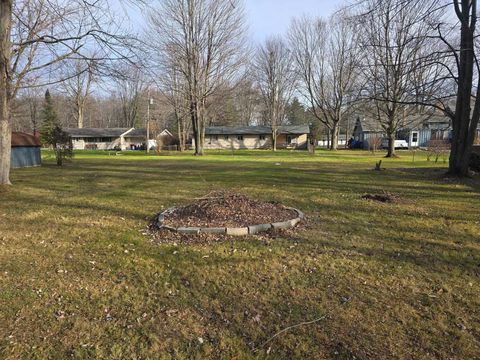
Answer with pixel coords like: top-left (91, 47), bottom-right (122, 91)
top-left (148, 0), bottom-right (248, 155)
top-left (289, 11), bottom-right (360, 150)
top-left (380, 0), bottom-right (480, 175)
top-left (233, 76), bottom-right (261, 126)
top-left (447, 0), bottom-right (480, 176)
top-left (254, 36), bottom-right (296, 151)
top-left (0, 0), bottom-right (141, 185)
top-left (112, 64), bottom-right (149, 128)
top-left (61, 58), bottom-right (98, 128)
top-left (355, 0), bottom-right (442, 157)
top-left (0, 0), bottom-right (12, 185)
top-left (163, 61), bottom-right (191, 151)
top-left (12, 85), bottom-right (42, 133)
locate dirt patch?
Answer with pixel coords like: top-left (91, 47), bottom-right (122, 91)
top-left (162, 190), bottom-right (297, 228)
top-left (362, 192), bottom-right (399, 203)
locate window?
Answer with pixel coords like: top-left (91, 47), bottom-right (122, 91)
top-left (412, 132), bottom-right (418, 143)
top-left (286, 135), bottom-right (293, 145)
top-left (259, 135), bottom-right (266, 140)
top-left (224, 135), bottom-right (229, 140)
top-left (87, 137), bottom-right (113, 143)
top-left (237, 135), bottom-right (244, 141)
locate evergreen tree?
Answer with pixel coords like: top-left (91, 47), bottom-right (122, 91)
top-left (286, 98), bottom-right (307, 125)
top-left (39, 89), bottom-right (73, 166)
top-left (40, 90), bottom-right (59, 145)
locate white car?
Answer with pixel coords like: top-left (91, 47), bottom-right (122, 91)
top-left (381, 139), bottom-right (409, 149)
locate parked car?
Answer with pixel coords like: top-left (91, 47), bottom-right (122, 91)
top-left (381, 139), bottom-right (409, 149)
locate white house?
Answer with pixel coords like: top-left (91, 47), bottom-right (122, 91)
top-left (65, 127), bottom-right (152, 150)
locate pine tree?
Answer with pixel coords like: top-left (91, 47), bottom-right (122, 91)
top-left (40, 89), bottom-right (59, 145)
top-left (286, 98), bottom-right (307, 125)
top-left (39, 89), bottom-right (73, 166)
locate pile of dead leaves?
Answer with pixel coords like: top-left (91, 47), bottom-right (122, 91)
top-left (163, 190), bottom-right (297, 228)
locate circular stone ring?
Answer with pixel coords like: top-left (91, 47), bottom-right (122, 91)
top-left (156, 207), bottom-right (305, 236)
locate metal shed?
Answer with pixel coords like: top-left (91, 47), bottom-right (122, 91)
top-left (11, 132), bottom-right (42, 169)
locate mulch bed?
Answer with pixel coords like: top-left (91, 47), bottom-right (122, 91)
top-left (162, 190), bottom-right (297, 228)
top-left (148, 190), bottom-right (305, 244)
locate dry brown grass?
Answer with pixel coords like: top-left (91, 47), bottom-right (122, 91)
top-left (0, 149), bottom-right (479, 359)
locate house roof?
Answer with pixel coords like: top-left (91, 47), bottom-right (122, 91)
top-left (354, 118), bottom-right (383, 133)
top-left (355, 113), bottom-right (455, 133)
top-left (126, 128), bottom-right (147, 137)
top-left (65, 128), bottom-right (132, 138)
top-left (205, 125), bottom-right (310, 136)
top-left (124, 128), bottom-right (174, 138)
top-left (11, 132), bottom-right (41, 147)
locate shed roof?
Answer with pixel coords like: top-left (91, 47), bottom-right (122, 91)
top-left (65, 128), bottom-right (132, 138)
top-left (11, 132), bottom-right (41, 147)
top-left (205, 125), bottom-right (310, 136)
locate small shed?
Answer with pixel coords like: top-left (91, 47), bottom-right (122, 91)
top-left (11, 132), bottom-right (42, 168)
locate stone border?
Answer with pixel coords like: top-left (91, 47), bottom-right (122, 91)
top-left (155, 206), bottom-right (304, 236)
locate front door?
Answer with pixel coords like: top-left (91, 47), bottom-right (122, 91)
top-left (410, 131), bottom-right (419, 147)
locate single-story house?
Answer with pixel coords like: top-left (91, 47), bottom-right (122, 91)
top-left (198, 125), bottom-right (310, 150)
top-left (66, 128), bottom-right (133, 150)
top-left (11, 132), bottom-right (42, 168)
top-left (351, 114), bottom-right (470, 149)
top-left (65, 128), bottom-right (175, 151)
top-left (65, 128), bottom-right (141, 150)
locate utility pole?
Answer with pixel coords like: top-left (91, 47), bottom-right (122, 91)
top-left (146, 96), bottom-right (153, 154)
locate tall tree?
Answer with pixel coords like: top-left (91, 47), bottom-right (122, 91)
top-left (254, 36), bottom-right (296, 151)
top-left (149, 0), bottom-right (248, 155)
top-left (0, 0), bottom-right (141, 185)
top-left (233, 77), bottom-right (260, 126)
top-left (163, 60), bottom-right (191, 151)
top-left (40, 90), bottom-right (73, 166)
top-left (448, 0), bottom-right (480, 176)
top-left (286, 97), bottom-right (308, 125)
top-left (356, 0), bottom-right (441, 157)
top-left (61, 59), bottom-right (98, 129)
top-left (112, 64), bottom-right (149, 128)
top-left (40, 89), bottom-right (58, 144)
top-left (0, 0), bottom-right (12, 185)
top-left (289, 12), bottom-right (360, 150)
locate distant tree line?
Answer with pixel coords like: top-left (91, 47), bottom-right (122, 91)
top-left (1, 0), bottom-right (479, 185)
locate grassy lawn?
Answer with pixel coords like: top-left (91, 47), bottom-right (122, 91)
top-left (1, 149), bottom-right (479, 359)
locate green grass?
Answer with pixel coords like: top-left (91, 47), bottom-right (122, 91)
top-left (0, 149), bottom-right (479, 359)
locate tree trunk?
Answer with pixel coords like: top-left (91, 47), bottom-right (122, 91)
top-left (190, 100), bottom-right (204, 156)
top-left (193, 117), bottom-right (203, 155)
top-left (176, 115), bottom-right (184, 152)
top-left (56, 149), bottom-right (62, 166)
top-left (0, 0), bottom-right (12, 186)
top-left (386, 130), bottom-right (396, 158)
top-left (330, 122), bottom-right (339, 150)
top-left (449, 4), bottom-right (477, 177)
top-left (78, 105), bottom-right (84, 128)
top-left (271, 129), bottom-right (277, 151)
